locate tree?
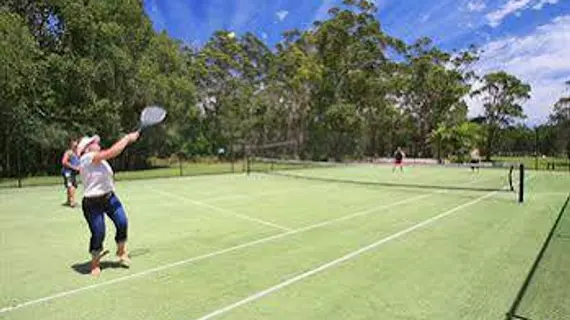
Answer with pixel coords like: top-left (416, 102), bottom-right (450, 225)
top-left (429, 122), bottom-right (483, 163)
top-left (4, 0), bottom-right (564, 180)
top-left (471, 71), bottom-right (531, 160)
top-left (0, 10), bottom-right (48, 177)
top-left (398, 38), bottom-right (478, 158)
top-left (550, 80), bottom-right (570, 158)
top-left (269, 30), bottom-right (323, 157)
top-left (308, 0), bottom-right (404, 159)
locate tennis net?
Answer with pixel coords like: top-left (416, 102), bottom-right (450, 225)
top-left (244, 142), bottom-right (524, 202)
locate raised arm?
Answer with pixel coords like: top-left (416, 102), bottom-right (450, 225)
top-left (92, 132), bottom-right (139, 163)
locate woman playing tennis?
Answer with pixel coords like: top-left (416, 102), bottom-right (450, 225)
top-left (77, 131), bottom-right (139, 276)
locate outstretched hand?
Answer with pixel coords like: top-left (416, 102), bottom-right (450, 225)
top-left (126, 131), bottom-right (140, 143)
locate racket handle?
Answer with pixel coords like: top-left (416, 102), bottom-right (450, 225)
top-left (134, 123), bottom-right (144, 133)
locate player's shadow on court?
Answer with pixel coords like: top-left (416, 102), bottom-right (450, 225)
top-left (70, 260), bottom-right (128, 275)
top-left (70, 248), bottom-right (150, 275)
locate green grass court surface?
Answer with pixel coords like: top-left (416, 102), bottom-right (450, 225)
top-left (1, 164), bottom-right (569, 320)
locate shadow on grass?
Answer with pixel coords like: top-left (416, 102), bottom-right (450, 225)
top-left (60, 202), bottom-right (78, 209)
top-left (71, 260), bottom-right (129, 275)
top-left (71, 248), bottom-right (150, 275)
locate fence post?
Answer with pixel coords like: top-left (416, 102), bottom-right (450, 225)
top-left (230, 143), bottom-right (234, 173)
top-left (534, 127), bottom-right (539, 170)
top-left (178, 152), bottom-right (183, 177)
top-left (17, 141), bottom-right (22, 188)
top-left (519, 164), bottom-right (524, 203)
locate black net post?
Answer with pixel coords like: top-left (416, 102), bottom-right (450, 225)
top-left (519, 164), bottom-right (524, 203)
top-left (509, 166), bottom-right (514, 192)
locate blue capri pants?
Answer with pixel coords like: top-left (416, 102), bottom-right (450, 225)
top-left (81, 192), bottom-right (128, 255)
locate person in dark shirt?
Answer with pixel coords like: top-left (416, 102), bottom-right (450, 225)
top-left (393, 147), bottom-right (405, 172)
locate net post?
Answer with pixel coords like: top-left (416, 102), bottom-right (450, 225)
top-left (518, 163), bottom-right (524, 203)
top-left (509, 165), bottom-right (514, 192)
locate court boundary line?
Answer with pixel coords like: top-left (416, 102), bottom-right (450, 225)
top-left (200, 183), bottom-right (334, 203)
top-left (0, 176), bottom-right (511, 314)
top-left (0, 190), bottom-right (438, 314)
top-left (506, 193), bottom-right (570, 320)
top-left (150, 188), bottom-right (293, 232)
top-left (194, 189), bottom-right (502, 320)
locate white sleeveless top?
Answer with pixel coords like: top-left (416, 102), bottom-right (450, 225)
top-left (79, 152), bottom-right (115, 198)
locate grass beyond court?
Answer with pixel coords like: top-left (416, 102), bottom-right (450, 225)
top-left (0, 165), bottom-right (568, 320)
top-left (0, 161), bottom-right (245, 188)
top-left (494, 156), bottom-right (570, 172)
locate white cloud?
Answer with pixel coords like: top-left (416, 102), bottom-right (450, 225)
top-left (276, 10), bottom-right (289, 21)
top-left (467, 15), bottom-right (570, 125)
top-left (533, 0), bottom-right (559, 10)
top-left (467, 1), bottom-right (487, 12)
top-left (486, 0), bottom-right (560, 27)
top-left (486, 0), bottom-right (533, 27)
top-left (261, 32), bottom-right (268, 40)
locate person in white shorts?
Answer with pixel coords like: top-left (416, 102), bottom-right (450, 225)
top-left (77, 131), bottom-right (139, 276)
top-left (470, 147), bottom-right (481, 172)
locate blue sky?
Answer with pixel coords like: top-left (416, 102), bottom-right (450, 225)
top-left (144, 0), bottom-right (570, 125)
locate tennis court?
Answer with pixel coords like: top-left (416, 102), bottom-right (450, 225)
top-left (1, 163), bottom-right (569, 320)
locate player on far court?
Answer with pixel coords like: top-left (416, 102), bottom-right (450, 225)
top-left (76, 131), bottom-right (139, 277)
top-left (393, 147), bottom-right (405, 172)
top-left (470, 147), bottom-right (481, 172)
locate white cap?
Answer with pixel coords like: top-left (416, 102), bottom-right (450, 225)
top-left (77, 135), bottom-right (100, 155)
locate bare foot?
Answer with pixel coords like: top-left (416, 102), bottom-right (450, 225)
top-left (117, 252), bottom-right (131, 267)
top-left (116, 243), bottom-right (130, 267)
top-left (91, 250), bottom-right (109, 276)
top-left (91, 266), bottom-right (101, 277)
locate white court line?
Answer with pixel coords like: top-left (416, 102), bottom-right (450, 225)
top-left (201, 183), bottom-right (334, 203)
top-left (194, 189), bottom-right (502, 320)
top-left (150, 188), bottom-right (293, 232)
top-left (0, 190), bottom-right (438, 314)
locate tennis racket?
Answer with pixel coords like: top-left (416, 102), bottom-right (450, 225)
top-left (137, 105), bottom-right (167, 133)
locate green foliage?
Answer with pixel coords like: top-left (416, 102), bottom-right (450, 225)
top-left (430, 122), bottom-right (484, 162)
top-left (550, 80), bottom-right (570, 158)
top-left (399, 38), bottom-right (477, 157)
top-left (6, 0), bottom-right (569, 180)
top-left (471, 71), bottom-right (531, 160)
